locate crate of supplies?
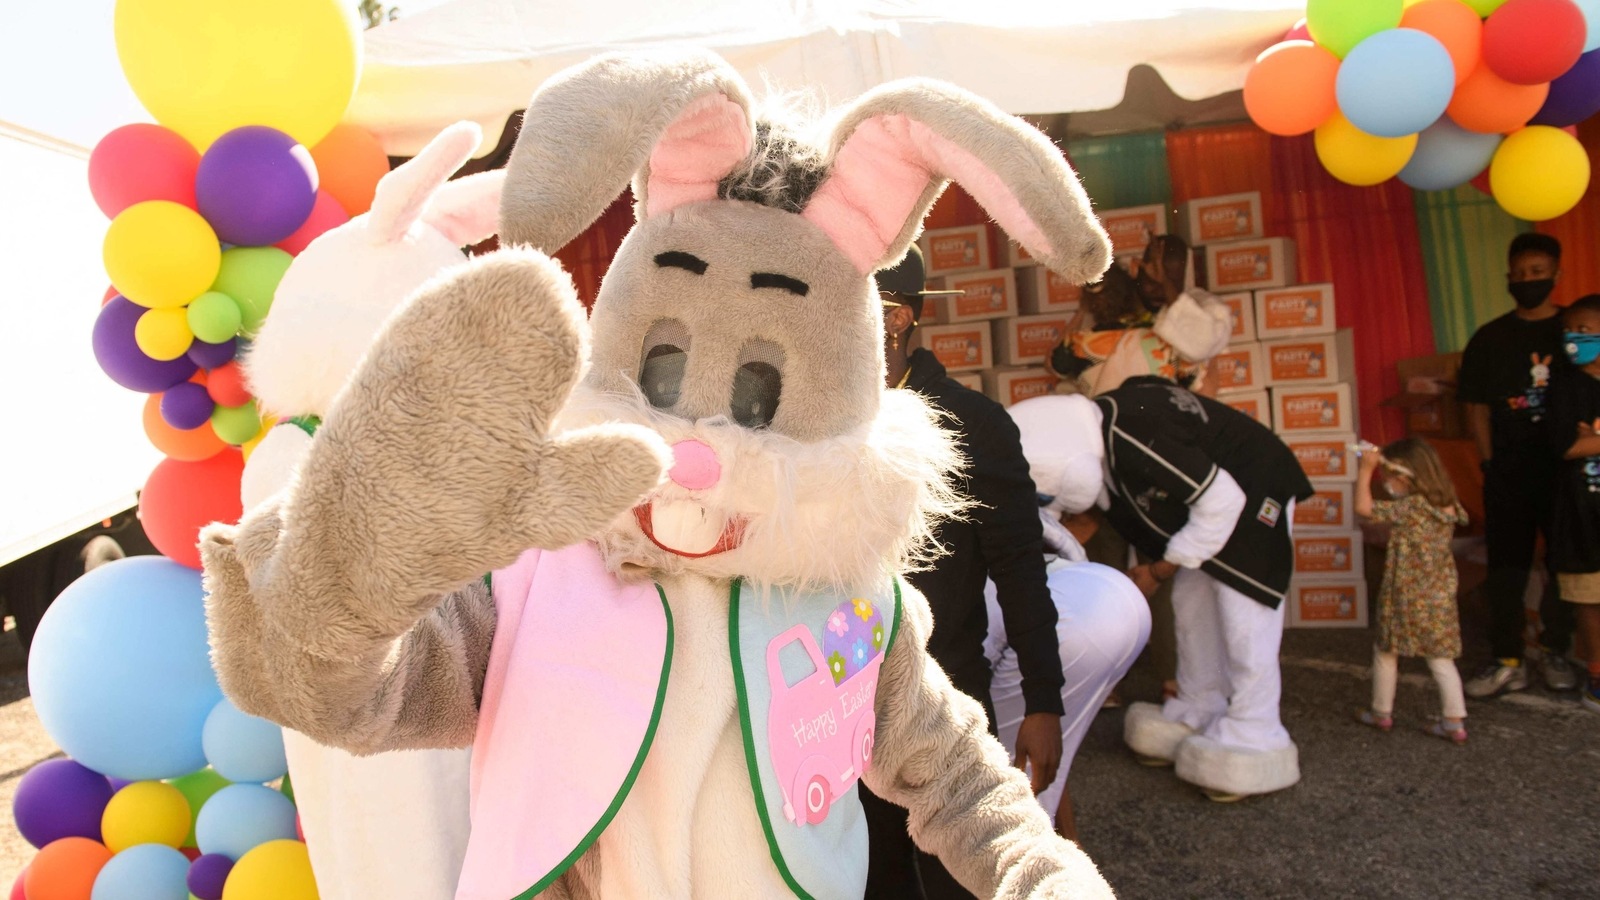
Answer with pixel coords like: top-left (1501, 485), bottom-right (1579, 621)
top-left (1294, 480), bottom-right (1355, 531)
top-left (1284, 432), bottom-right (1356, 482)
top-left (918, 224), bottom-right (992, 277)
top-left (1099, 204), bottom-right (1167, 255)
top-left (1255, 283), bottom-right (1336, 339)
top-left (994, 314), bottom-right (1072, 367)
top-left (1213, 343), bottom-right (1265, 395)
top-left (1263, 330), bottom-right (1354, 387)
top-left (1175, 192), bottom-right (1264, 245)
top-left (1221, 389), bottom-right (1271, 426)
top-left (1201, 237), bottom-right (1298, 292)
top-left (983, 367), bottom-right (1059, 407)
top-left (1292, 531), bottom-right (1365, 578)
top-left (925, 269), bottom-right (1018, 323)
top-left (1217, 292), bottom-right (1257, 344)
top-left (912, 321), bottom-right (993, 373)
top-left (1286, 577), bottom-right (1369, 628)
top-left (1015, 266), bottom-right (1083, 314)
top-left (1272, 383), bottom-right (1356, 435)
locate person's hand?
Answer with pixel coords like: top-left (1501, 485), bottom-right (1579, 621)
top-left (1357, 448), bottom-right (1383, 473)
top-left (1062, 509), bottom-right (1100, 545)
top-left (1127, 564), bottom-right (1160, 597)
top-left (1580, 418), bottom-right (1599, 438)
top-left (1013, 712), bottom-right (1063, 795)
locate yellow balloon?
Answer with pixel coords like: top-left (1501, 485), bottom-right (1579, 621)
top-left (104, 201), bottom-right (221, 309)
top-left (222, 840), bottom-right (319, 900)
top-left (1314, 111), bottom-right (1418, 187)
top-left (102, 781), bottom-right (191, 852)
top-left (1490, 126), bottom-right (1592, 222)
top-left (135, 306), bottom-right (196, 360)
top-left (240, 415), bottom-right (277, 464)
top-left (114, 0), bottom-right (361, 149)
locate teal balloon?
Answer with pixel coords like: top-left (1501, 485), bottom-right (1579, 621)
top-left (202, 698), bottom-right (287, 783)
top-left (1337, 29), bottom-right (1456, 138)
top-left (1308, 0), bottom-right (1403, 58)
top-left (28, 557), bottom-right (222, 781)
top-left (1400, 118), bottom-right (1503, 191)
top-left (195, 784), bottom-right (298, 859)
top-left (91, 843), bottom-right (190, 900)
top-left (1578, 0), bottom-right (1600, 53)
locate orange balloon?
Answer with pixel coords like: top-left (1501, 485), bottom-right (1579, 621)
top-left (24, 837), bottom-right (113, 900)
top-left (1401, 0), bottom-right (1483, 85)
top-left (1447, 62), bottom-right (1549, 133)
top-left (140, 450), bottom-right (245, 569)
top-left (1245, 41), bottom-right (1341, 136)
top-left (144, 393), bottom-right (227, 462)
top-left (309, 123), bottom-right (391, 216)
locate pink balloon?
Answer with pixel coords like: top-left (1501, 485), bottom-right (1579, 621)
top-left (1284, 18), bottom-right (1310, 42)
top-left (88, 124), bottom-right (200, 218)
top-left (10, 866), bottom-right (26, 900)
top-left (275, 190), bottom-right (350, 255)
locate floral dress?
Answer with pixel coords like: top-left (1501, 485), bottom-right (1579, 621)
top-left (1369, 494), bottom-right (1468, 658)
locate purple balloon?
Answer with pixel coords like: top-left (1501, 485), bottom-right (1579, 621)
top-left (107, 777), bottom-right (133, 792)
top-left (93, 296), bottom-right (198, 392)
top-left (1531, 49), bottom-right (1600, 127)
top-left (161, 381), bottom-right (215, 430)
top-left (195, 126), bottom-right (318, 246)
top-left (188, 337), bottom-right (238, 369)
top-left (12, 758), bottom-right (113, 848)
top-left (187, 853), bottom-right (234, 900)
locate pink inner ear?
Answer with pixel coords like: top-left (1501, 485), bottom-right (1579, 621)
top-left (645, 94), bottom-right (752, 218)
top-left (802, 115), bottom-right (1053, 274)
top-left (425, 170), bottom-right (506, 247)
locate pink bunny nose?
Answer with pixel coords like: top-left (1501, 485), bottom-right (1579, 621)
top-left (668, 439), bottom-right (720, 491)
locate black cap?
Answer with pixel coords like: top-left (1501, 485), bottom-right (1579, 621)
top-left (875, 244), bottom-right (965, 301)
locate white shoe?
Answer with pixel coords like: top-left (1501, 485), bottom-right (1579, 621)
top-left (1123, 702), bottom-right (1194, 765)
top-left (1464, 661), bottom-right (1529, 698)
top-left (1174, 735), bottom-right (1300, 799)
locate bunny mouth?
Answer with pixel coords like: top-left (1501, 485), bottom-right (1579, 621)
top-left (633, 499), bottom-right (746, 558)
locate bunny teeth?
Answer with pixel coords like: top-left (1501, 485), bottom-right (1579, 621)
top-left (633, 498), bottom-right (745, 558)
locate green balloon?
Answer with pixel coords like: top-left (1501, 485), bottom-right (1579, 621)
top-left (186, 291), bottom-right (243, 344)
top-left (167, 767), bottom-right (232, 846)
top-left (1306, 0), bottom-right (1403, 57)
top-left (279, 771), bottom-right (295, 804)
top-left (211, 246), bottom-right (292, 337)
top-left (212, 399), bottom-right (262, 445)
top-left (1464, 0), bottom-right (1507, 14)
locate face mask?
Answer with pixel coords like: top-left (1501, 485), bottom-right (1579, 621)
top-left (1383, 480), bottom-right (1409, 499)
top-left (1509, 278), bottom-right (1556, 309)
top-left (1565, 332), bottom-right (1600, 366)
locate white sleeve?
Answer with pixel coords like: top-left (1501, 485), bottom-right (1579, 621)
top-left (1163, 466), bottom-right (1247, 568)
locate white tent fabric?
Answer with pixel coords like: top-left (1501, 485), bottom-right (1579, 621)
top-left (350, 0), bottom-right (1303, 155)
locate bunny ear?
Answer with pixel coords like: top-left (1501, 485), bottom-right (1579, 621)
top-left (424, 169), bottom-right (506, 247)
top-left (802, 81), bottom-right (1111, 282)
top-left (367, 121), bottom-right (482, 245)
top-left (499, 51), bottom-right (755, 252)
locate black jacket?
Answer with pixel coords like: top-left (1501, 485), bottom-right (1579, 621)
top-left (1096, 377), bottom-right (1315, 608)
top-left (903, 349), bottom-right (1065, 716)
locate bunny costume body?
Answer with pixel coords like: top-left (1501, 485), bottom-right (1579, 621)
top-left (203, 53), bottom-right (1116, 898)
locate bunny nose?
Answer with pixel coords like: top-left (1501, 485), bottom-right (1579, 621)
top-left (668, 440), bottom-right (720, 491)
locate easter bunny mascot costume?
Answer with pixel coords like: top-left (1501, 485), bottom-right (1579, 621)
top-left (201, 52), bottom-right (1115, 899)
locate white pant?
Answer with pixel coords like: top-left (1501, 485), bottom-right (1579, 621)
top-left (284, 732), bottom-right (472, 900)
top-left (986, 561), bottom-right (1150, 818)
top-left (1161, 568), bottom-right (1292, 752)
top-left (1371, 648), bottom-right (1467, 720)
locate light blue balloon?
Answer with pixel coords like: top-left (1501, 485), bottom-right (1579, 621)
top-left (202, 698), bottom-right (287, 783)
top-left (1579, 0), bottom-right (1600, 53)
top-left (28, 557), bottom-right (223, 781)
top-left (1336, 28), bottom-right (1456, 138)
top-left (1399, 118), bottom-right (1504, 191)
top-left (91, 843), bottom-right (190, 900)
top-left (195, 783), bottom-right (298, 859)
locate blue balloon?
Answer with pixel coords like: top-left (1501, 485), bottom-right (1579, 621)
top-left (91, 843), bottom-right (191, 900)
top-left (195, 784), bottom-right (298, 859)
top-left (202, 698), bottom-right (287, 783)
top-left (28, 557), bottom-right (222, 781)
top-left (1336, 28), bottom-right (1456, 139)
top-left (1578, 0), bottom-right (1600, 54)
top-left (1399, 118), bottom-right (1504, 191)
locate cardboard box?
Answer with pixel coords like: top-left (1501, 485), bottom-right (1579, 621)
top-left (1286, 577), bottom-right (1369, 628)
top-left (1201, 237), bottom-right (1298, 292)
top-left (949, 371), bottom-right (984, 392)
top-left (1254, 283), bottom-right (1336, 339)
top-left (993, 313), bottom-right (1072, 367)
top-left (925, 269), bottom-right (1018, 323)
top-left (918, 224), bottom-right (992, 277)
top-left (1218, 292), bottom-right (1257, 344)
top-left (1292, 531), bottom-right (1365, 578)
top-left (1015, 266), bottom-right (1083, 315)
top-left (1213, 343), bottom-right (1265, 395)
top-left (1221, 389), bottom-right (1271, 426)
top-left (1175, 192), bottom-right (1264, 245)
top-left (1285, 431), bottom-right (1356, 482)
top-left (912, 322), bottom-right (992, 373)
top-left (1294, 480), bottom-right (1355, 531)
top-left (999, 239), bottom-right (1039, 268)
top-left (983, 367), bottom-right (1059, 407)
top-left (1263, 330), bottom-right (1355, 387)
top-left (1273, 383), bottom-right (1356, 435)
top-left (1384, 352), bottom-right (1464, 440)
top-left (1099, 204), bottom-right (1167, 255)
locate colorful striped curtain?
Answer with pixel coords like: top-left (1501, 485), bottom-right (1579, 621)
top-left (1535, 116), bottom-right (1600, 308)
top-left (1064, 132), bottom-right (1172, 210)
top-left (1413, 186), bottom-right (1528, 352)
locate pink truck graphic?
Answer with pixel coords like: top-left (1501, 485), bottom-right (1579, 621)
top-left (768, 599), bottom-right (886, 827)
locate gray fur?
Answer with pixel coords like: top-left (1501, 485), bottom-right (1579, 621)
top-left (717, 120), bottom-right (828, 213)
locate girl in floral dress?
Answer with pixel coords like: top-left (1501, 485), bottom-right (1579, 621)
top-left (1354, 438), bottom-right (1471, 743)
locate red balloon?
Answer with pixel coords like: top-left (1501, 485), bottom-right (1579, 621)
top-left (1284, 18), bottom-right (1310, 42)
top-left (206, 361), bottom-right (253, 408)
top-left (275, 190), bottom-right (350, 255)
top-left (11, 865), bottom-right (26, 900)
top-left (1471, 168), bottom-right (1493, 194)
top-left (139, 451), bottom-right (244, 570)
top-left (1483, 0), bottom-right (1586, 85)
top-left (87, 124), bottom-right (200, 218)
top-left (101, 286), bottom-right (118, 307)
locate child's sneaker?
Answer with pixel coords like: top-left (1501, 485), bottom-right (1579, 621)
top-left (1356, 710), bottom-right (1393, 732)
top-left (1423, 720), bottom-right (1467, 744)
top-left (1465, 661), bottom-right (1528, 698)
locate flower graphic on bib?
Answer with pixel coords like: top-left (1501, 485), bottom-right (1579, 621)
top-left (871, 622), bottom-right (886, 651)
top-left (850, 639), bottom-right (870, 673)
top-left (827, 651), bottom-right (848, 685)
top-left (827, 610), bottom-right (849, 637)
top-left (852, 597), bottom-right (875, 622)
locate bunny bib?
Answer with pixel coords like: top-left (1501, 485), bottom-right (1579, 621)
top-left (203, 51), bottom-right (1118, 900)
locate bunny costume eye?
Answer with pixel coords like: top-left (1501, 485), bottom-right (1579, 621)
top-left (639, 318), bottom-right (691, 410)
top-left (732, 339), bottom-right (784, 428)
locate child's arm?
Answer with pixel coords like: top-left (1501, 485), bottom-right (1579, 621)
top-left (1354, 448), bottom-right (1382, 519)
top-left (1563, 418), bottom-right (1600, 460)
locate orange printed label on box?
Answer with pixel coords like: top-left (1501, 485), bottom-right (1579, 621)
top-left (1291, 439), bottom-right (1349, 478)
top-left (1005, 373), bottom-right (1058, 405)
top-left (928, 233), bottom-right (984, 273)
top-left (1295, 535), bottom-right (1357, 574)
top-left (1262, 288), bottom-right (1331, 331)
top-left (1225, 395), bottom-right (1266, 423)
top-left (1046, 271), bottom-right (1082, 305)
top-left (1100, 209), bottom-right (1163, 253)
top-left (1280, 389), bottom-right (1345, 431)
top-left (1215, 348), bottom-right (1256, 388)
top-left (1294, 489), bottom-right (1348, 527)
top-left (929, 330), bottom-right (987, 369)
top-left (1297, 584), bottom-right (1360, 622)
top-left (1196, 199), bottom-right (1258, 243)
top-left (1223, 295), bottom-right (1250, 339)
top-left (1268, 342), bottom-right (1331, 382)
top-left (1013, 318), bottom-right (1069, 358)
top-left (951, 275), bottom-right (1011, 317)
top-left (1213, 244), bottom-right (1278, 288)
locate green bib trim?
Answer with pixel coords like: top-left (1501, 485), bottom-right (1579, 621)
top-left (286, 414), bottom-right (321, 437)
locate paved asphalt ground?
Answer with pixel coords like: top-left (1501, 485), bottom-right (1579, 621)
top-left (2, 591), bottom-right (1596, 897)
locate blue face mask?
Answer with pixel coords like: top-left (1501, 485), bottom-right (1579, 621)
top-left (1565, 332), bottom-right (1600, 366)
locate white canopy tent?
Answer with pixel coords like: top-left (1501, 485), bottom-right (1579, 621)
top-left (350, 0), bottom-right (1304, 155)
